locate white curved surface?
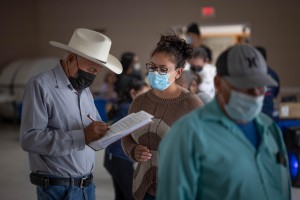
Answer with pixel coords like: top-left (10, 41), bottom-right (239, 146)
top-left (0, 57), bottom-right (59, 119)
top-left (0, 59), bottom-right (30, 92)
top-left (13, 57), bottom-right (59, 102)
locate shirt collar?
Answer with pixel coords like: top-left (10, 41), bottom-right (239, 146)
top-left (53, 62), bottom-right (73, 89)
top-left (200, 97), bottom-right (231, 127)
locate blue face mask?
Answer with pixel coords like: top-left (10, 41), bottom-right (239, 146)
top-left (147, 72), bottom-right (171, 91)
top-left (185, 36), bottom-right (192, 44)
top-left (225, 90), bottom-right (264, 123)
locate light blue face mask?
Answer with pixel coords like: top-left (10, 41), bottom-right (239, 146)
top-left (147, 71), bottom-right (171, 91)
top-left (185, 36), bottom-right (192, 44)
top-left (225, 90), bottom-right (264, 123)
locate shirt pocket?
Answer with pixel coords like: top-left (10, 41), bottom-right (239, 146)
top-left (263, 154), bottom-right (290, 199)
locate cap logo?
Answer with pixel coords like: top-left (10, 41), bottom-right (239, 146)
top-left (216, 45), bottom-right (278, 88)
top-left (246, 57), bottom-right (257, 68)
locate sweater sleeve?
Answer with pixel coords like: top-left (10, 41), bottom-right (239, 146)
top-left (121, 135), bottom-right (137, 161)
top-left (189, 92), bottom-right (204, 108)
top-left (181, 92), bottom-right (204, 116)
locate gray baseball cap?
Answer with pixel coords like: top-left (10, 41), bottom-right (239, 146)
top-left (216, 44), bottom-right (278, 89)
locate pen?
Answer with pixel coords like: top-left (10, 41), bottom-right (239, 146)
top-left (87, 114), bottom-right (110, 129)
top-left (87, 114), bottom-right (96, 122)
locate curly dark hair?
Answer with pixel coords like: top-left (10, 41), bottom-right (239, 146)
top-left (151, 34), bottom-right (193, 69)
top-left (120, 52), bottom-right (135, 73)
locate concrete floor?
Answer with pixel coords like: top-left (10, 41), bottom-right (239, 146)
top-left (0, 122), bottom-right (114, 200)
top-left (0, 122), bottom-right (300, 200)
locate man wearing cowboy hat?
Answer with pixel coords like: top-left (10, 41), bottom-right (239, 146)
top-left (20, 28), bottom-right (123, 200)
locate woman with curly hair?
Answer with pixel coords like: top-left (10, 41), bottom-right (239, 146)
top-left (122, 34), bottom-right (203, 200)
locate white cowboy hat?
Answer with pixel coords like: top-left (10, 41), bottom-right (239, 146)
top-left (49, 28), bottom-right (123, 74)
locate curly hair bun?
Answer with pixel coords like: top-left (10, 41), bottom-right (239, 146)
top-left (152, 34), bottom-right (193, 68)
top-left (157, 35), bottom-right (192, 60)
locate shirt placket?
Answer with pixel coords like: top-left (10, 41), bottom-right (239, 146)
top-left (255, 128), bottom-right (270, 200)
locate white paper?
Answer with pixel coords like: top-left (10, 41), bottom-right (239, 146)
top-left (88, 110), bottom-right (153, 151)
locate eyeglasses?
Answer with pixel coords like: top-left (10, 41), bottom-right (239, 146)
top-left (190, 65), bottom-right (204, 69)
top-left (190, 65), bottom-right (204, 73)
top-left (146, 63), bottom-right (170, 75)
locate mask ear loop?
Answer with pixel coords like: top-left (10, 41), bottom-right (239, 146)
top-left (67, 54), bottom-right (79, 77)
top-left (168, 68), bottom-right (179, 84)
top-left (66, 60), bottom-right (71, 78)
top-left (218, 78), bottom-right (231, 106)
top-left (66, 54), bottom-right (80, 78)
top-left (74, 55), bottom-right (80, 78)
top-left (64, 56), bottom-right (75, 90)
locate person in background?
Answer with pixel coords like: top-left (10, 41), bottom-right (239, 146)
top-left (98, 71), bottom-right (118, 102)
top-left (176, 71), bottom-right (209, 104)
top-left (186, 22), bottom-right (212, 62)
top-left (255, 46), bottom-right (280, 119)
top-left (104, 80), bottom-right (149, 200)
top-left (122, 34), bottom-right (203, 200)
top-left (19, 28), bottom-right (122, 200)
top-left (189, 47), bottom-right (216, 102)
top-left (97, 71), bottom-right (118, 122)
top-left (188, 73), bottom-right (201, 94)
top-left (176, 70), bottom-right (200, 93)
top-left (115, 52), bottom-right (143, 98)
top-left (157, 44), bottom-right (291, 200)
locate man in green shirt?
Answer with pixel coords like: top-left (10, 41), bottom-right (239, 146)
top-left (157, 44), bottom-right (291, 200)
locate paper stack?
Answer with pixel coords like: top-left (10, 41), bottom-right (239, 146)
top-left (88, 110), bottom-right (153, 151)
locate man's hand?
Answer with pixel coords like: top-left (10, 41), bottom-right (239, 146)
top-left (134, 145), bottom-right (152, 162)
top-left (84, 121), bottom-right (110, 144)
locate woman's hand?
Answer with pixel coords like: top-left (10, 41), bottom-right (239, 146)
top-left (134, 145), bottom-right (152, 162)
